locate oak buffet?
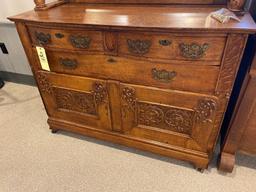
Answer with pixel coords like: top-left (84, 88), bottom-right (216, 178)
top-left (9, 0), bottom-right (256, 170)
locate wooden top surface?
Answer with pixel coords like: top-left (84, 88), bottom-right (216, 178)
top-left (9, 3), bottom-right (256, 33)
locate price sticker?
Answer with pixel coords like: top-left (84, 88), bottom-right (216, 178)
top-left (36, 46), bottom-right (50, 71)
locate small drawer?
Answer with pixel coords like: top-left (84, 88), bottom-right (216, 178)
top-left (28, 26), bottom-right (104, 52)
top-left (35, 49), bottom-right (220, 94)
top-left (118, 32), bottom-right (226, 63)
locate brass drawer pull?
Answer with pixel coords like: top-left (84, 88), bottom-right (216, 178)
top-left (179, 43), bottom-right (209, 59)
top-left (70, 35), bottom-right (91, 49)
top-left (59, 58), bottom-right (78, 69)
top-left (35, 31), bottom-right (51, 45)
top-left (55, 33), bottom-right (64, 39)
top-left (127, 39), bottom-right (152, 55)
top-left (152, 68), bottom-right (177, 82)
top-left (159, 39), bottom-right (171, 46)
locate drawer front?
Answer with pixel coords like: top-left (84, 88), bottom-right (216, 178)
top-left (40, 49), bottom-right (220, 94)
top-left (29, 25), bottom-right (226, 64)
top-left (119, 83), bottom-right (219, 152)
top-left (119, 32), bottom-right (226, 63)
top-left (28, 27), bottom-right (104, 52)
top-left (36, 71), bottom-right (112, 131)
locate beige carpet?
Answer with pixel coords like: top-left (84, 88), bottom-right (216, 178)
top-left (0, 82), bottom-right (256, 192)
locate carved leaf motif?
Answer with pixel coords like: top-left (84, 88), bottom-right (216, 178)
top-left (179, 43), bottom-right (209, 59)
top-left (127, 39), bottom-right (152, 55)
top-left (195, 98), bottom-right (217, 123)
top-left (37, 72), bottom-right (52, 94)
top-left (121, 86), bottom-right (137, 127)
top-left (92, 82), bottom-right (107, 104)
top-left (122, 87), bottom-right (136, 111)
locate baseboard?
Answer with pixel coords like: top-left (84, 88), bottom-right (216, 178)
top-left (0, 71), bottom-right (36, 86)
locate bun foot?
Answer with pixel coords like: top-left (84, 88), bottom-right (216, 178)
top-left (218, 152), bottom-right (235, 173)
top-left (51, 129), bottom-right (59, 134)
top-left (195, 167), bottom-right (205, 173)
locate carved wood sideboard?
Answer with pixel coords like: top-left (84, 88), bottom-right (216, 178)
top-left (9, 0), bottom-right (256, 170)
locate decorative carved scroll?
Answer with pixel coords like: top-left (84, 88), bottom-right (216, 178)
top-left (53, 87), bottom-right (97, 115)
top-left (35, 31), bottom-right (51, 45)
top-left (179, 43), bottom-right (209, 59)
top-left (138, 102), bottom-right (193, 134)
top-left (37, 72), bottom-right (52, 94)
top-left (121, 86), bottom-right (137, 127)
top-left (122, 87), bottom-right (136, 111)
top-left (139, 103), bottom-right (164, 125)
top-left (195, 98), bottom-right (217, 123)
top-left (70, 35), bottom-right (91, 49)
top-left (127, 39), bottom-right (152, 55)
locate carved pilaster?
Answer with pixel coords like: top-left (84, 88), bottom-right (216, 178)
top-left (209, 34), bottom-right (248, 151)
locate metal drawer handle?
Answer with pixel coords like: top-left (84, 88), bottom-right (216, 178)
top-left (59, 58), bottom-right (78, 69)
top-left (152, 68), bottom-right (177, 82)
top-left (35, 31), bottom-right (51, 45)
top-left (179, 43), bottom-right (209, 59)
top-left (127, 39), bottom-right (152, 55)
top-left (159, 39), bottom-right (171, 46)
top-left (69, 35), bottom-right (91, 49)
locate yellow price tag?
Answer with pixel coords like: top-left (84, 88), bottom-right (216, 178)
top-left (36, 46), bottom-right (50, 71)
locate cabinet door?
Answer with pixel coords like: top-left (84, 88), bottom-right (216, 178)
top-left (36, 71), bottom-right (112, 131)
top-left (120, 83), bottom-right (218, 152)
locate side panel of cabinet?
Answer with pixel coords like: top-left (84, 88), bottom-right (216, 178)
top-left (119, 83), bottom-right (219, 153)
top-left (36, 71), bottom-right (112, 131)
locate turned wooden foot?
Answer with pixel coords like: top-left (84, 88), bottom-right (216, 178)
top-left (218, 152), bottom-right (235, 173)
top-left (195, 167), bottom-right (205, 173)
top-left (51, 129), bottom-right (59, 134)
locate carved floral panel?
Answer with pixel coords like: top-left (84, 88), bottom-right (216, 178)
top-left (53, 87), bottom-right (97, 115)
top-left (138, 102), bottom-right (194, 135)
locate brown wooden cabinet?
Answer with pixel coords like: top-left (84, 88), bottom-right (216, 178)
top-left (219, 53), bottom-right (256, 172)
top-left (9, 0), bottom-right (256, 170)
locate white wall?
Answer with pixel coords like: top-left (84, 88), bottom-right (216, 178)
top-left (0, 23), bottom-right (32, 75)
top-left (0, 0), bottom-right (55, 75)
top-left (0, 0), bottom-right (55, 23)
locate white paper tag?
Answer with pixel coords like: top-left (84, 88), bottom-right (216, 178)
top-left (36, 46), bottom-right (50, 71)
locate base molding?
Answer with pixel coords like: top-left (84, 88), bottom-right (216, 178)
top-left (0, 71), bottom-right (36, 86)
top-left (48, 117), bottom-right (210, 170)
